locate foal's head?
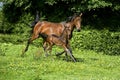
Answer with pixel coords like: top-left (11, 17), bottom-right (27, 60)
top-left (67, 13), bottom-right (82, 32)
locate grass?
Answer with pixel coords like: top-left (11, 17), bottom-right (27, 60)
top-left (0, 42), bottom-right (120, 80)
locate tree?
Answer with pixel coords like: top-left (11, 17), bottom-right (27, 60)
top-left (0, 0), bottom-right (120, 33)
top-left (2, 0), bottom-right (120, 23)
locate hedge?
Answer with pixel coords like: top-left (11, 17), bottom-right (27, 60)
top-left (71, 30), bottom-right (120, 55)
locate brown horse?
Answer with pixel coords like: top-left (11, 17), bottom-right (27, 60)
top-left (22, 13), bottom-right (82, 62)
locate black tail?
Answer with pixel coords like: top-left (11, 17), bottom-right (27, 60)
top-left (35, 11), bottom-right (40, 22)
top-left (31, 11), bottom-right (40, 27)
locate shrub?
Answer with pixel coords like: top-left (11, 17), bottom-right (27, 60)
top-left (0, 34), bottom-right (27, 44)
top-left (71, 30), bottom-right (120, 55)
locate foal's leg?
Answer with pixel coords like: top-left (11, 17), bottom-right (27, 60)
top-left (56, 42), bottom-right (76, 62)
top-left (62, 43), bottom-right (76, 62)
top-left (52, 37), bottom-right (76, 62)
top-left (60, 45), bottom-right (76, 62)
top-left (65, 52), bottom-right (69, 61)
top-left (56, 44), bottom-right (71, 56)
top-left (43, 41), bottom-right (49, 56)
top-left (65, 47), bottom-right (76, 62)
top-left (56, 51), bottom-right (65, 56)
top-left (43, 41), bottom-right (53, 57)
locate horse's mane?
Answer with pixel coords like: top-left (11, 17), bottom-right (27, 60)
top-left (66, 13), bottom-right (81, 23)
top-left (66, 16), bottom-right (73, 23)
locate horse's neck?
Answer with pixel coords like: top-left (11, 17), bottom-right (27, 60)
top-left (67, 22), bottom-right (75, 39)
top-left (67, 22), bottom-right (75, 30)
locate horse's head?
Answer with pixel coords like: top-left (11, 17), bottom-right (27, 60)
top-left (72, 13), bottom-right (82, 32)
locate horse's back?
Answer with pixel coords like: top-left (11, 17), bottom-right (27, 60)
top-left (37, 21), bottom-right (64, 36)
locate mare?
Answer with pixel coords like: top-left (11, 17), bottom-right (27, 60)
top-left (22, 13), bottom-right (82, 62)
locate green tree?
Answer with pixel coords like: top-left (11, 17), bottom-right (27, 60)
top-left (2, 0), bottom-right (120, 22)
top-left (0, 0), bottom-right (120, 33)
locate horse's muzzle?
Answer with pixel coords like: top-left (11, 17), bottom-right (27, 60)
top-left (77, 29), bottom-right (81, 32)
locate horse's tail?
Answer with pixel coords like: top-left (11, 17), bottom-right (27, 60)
top-left (35, 11), bottom-right (40, 22)
top-left (31, 11), bottom-right (40, 27)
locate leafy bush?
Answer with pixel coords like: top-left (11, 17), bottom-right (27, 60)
top-left (0, 33), bottom-right (43, 47)
top-left (71, 29), bottom-right (120, 55)
top-left (0, 34), bottom-right (28, 44)
top-left (0, 11), bottom-right (33, 34)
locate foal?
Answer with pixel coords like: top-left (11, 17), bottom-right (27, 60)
top-left (42, 25), bottom-right (75, 62)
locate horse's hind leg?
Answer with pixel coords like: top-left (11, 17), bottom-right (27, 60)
top-left (21, 33), bottom-right (39, 57)
top-left (21, 38), bottom-right (30, 57)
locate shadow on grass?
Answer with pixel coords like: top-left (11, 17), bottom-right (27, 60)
top-left (56, 55), bottom-right (85, 63)
top-left (57, 56), bottom-right (99, 63)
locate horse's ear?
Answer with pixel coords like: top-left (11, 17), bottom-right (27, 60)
top-left (79, 13), bottom-right (83, 17)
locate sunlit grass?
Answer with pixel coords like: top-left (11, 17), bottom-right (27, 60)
top-left (0, 43), bottom-right (120, 80)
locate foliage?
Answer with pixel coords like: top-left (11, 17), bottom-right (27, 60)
top-left (0, 0), bottom-right (120, 33)
top-left (2, 0), bottom-right (120, 23)
top-left (0, 12), bottom-right (32, 33)
top-left (71, 29), bottom-right (120, 55)
top-left (0, 43), bottom-right (120, 80)
top-left (0, 34), bottom-right (26, 44)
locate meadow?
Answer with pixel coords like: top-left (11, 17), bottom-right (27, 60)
top-left (0, 42), bottom-right (120, 80)
top-left (0, 1), bottom-right (120, 79)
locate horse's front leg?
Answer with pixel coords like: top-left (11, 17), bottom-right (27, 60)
top-left (65, 48), bottom-right (76, 62)
top-left (56, 43), bottom-right (71, 56)
top-left (56, 51), bottom-right (70, 62)
top-left (63, 44), bottom-right (76, 62)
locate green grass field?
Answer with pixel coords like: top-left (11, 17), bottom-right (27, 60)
top-left (0, 43), bottom-right (120, 80)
